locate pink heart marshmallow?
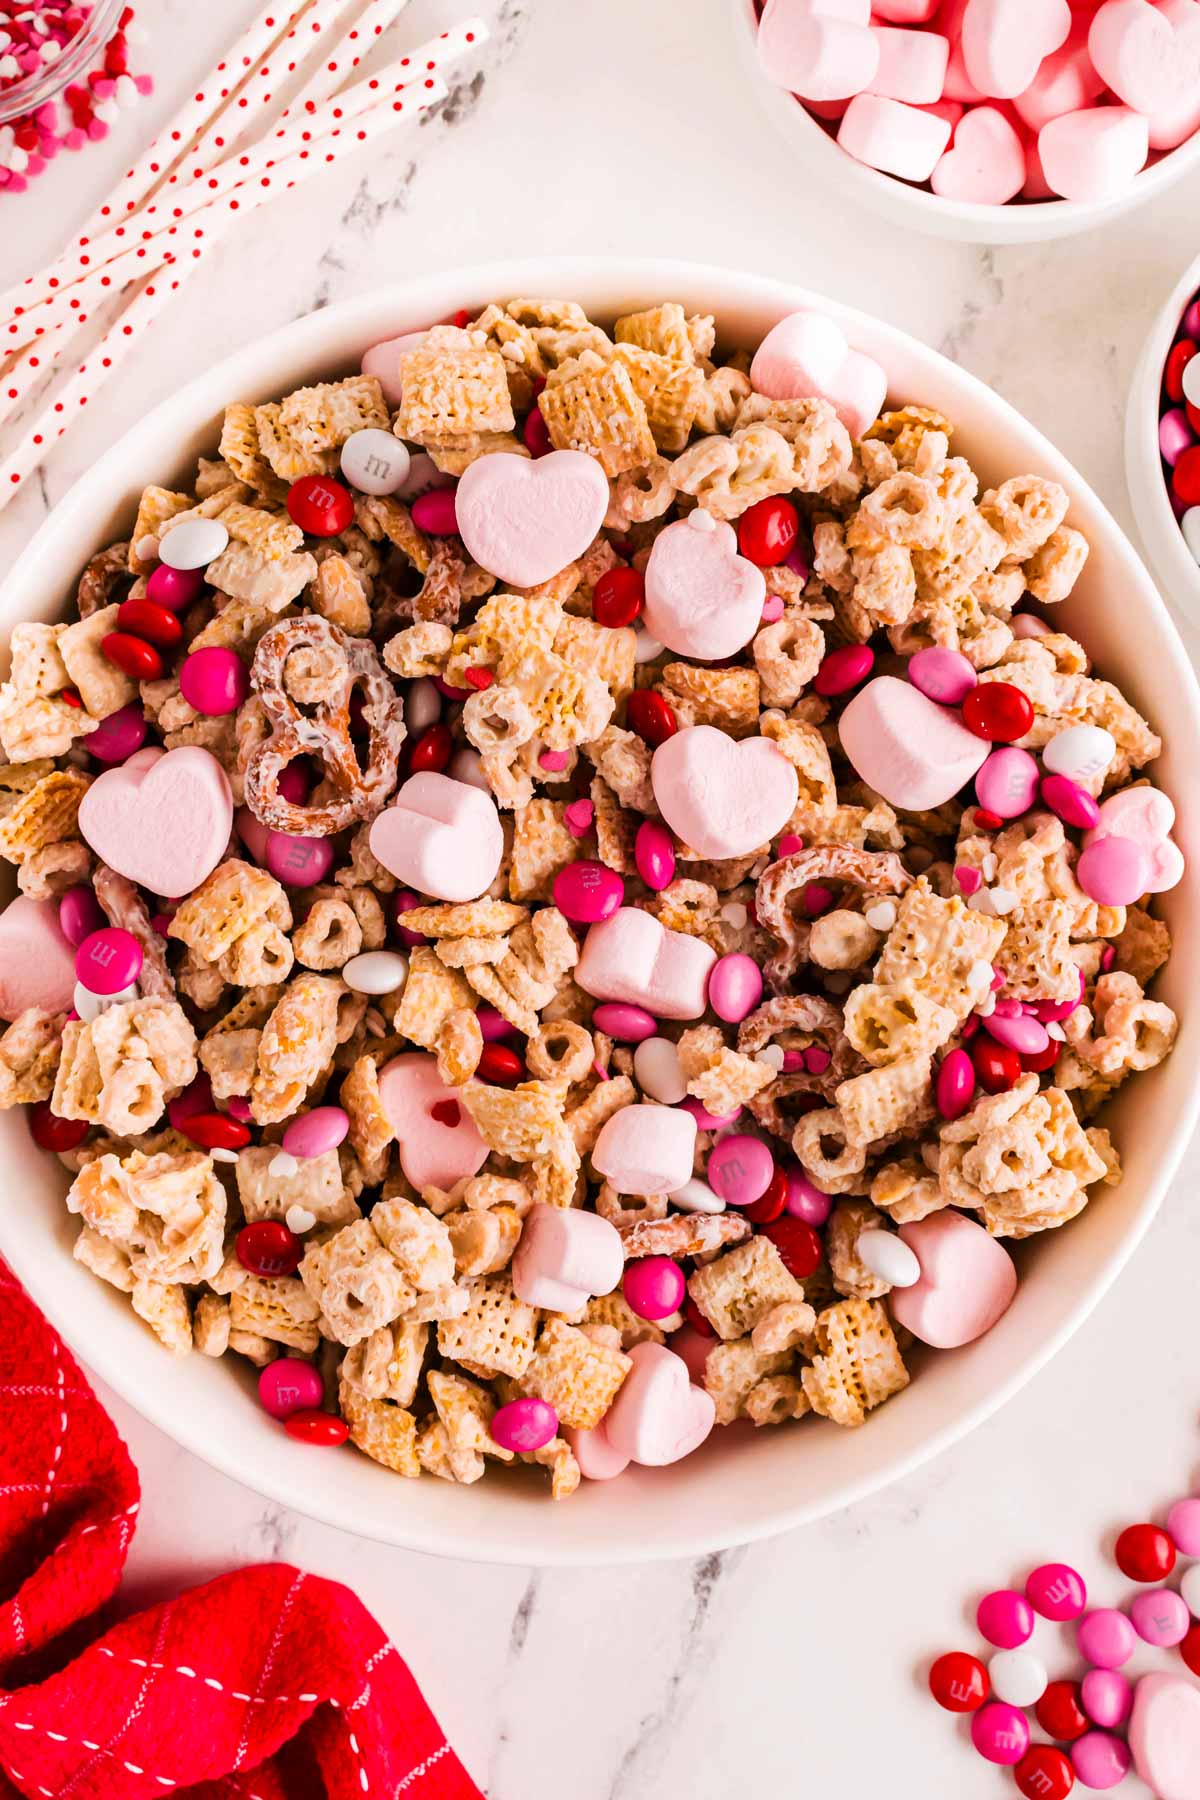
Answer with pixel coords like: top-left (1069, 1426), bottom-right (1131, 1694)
top-left (454, 450), bottom-right (609, 588)
top-left (1143, 0), bottom-right (1200, 149)
top-left (931, 105), bottom-right (1027, 204)
top-left (890, 1212), bottom-right (1017, 1348)
top-left (1129, 1674), bottom-right (1200, 1800)
top-left (650, 726), bottom-right (799, 861)
top-left (591, 1102), bottom-right (697, 1197)
top-left (0, 895), bottom-right (79, 1021)
top-left (377, 1052), bottom-right (489, 1191)
top-left (1037, 104), bottom-right (1149, 203)
top-left (961, 0), bottom-right (1071, 98)
top-left (750, 308), bottom-right (887, 441)
top-left (565, 1421), bottom-right (632, 1482)
top-left (511, 1203), bottom-right (624, 1312)
top-left (77, 745), bottom-right (233, 899)
top-left (756, 0), bottom-right (880, 102)
top-left (576, 907), bottom-right (717, 1020)
top-left (369, 771), bottom-right (503, 902)
top-left (1083, 785), bottom-right (1183, 893)
top-left (1089, 0), bottom-right (1200, 116)
top-left (603, 1342), bottom-right (716, 1467)
top-left (838, 675), bottom-right (988, 811)
top-left (360, 329), bottom-right (427, 408)
top-left (642, 517), bottom-right (766, 661)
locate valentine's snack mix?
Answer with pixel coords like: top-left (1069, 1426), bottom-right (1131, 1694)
top-left (0, 295), bottom-right (1179, 1499)
top-left (754, 0), bottom-right (1200, 210)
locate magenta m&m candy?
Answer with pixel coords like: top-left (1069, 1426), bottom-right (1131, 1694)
top-left (634, 819), bottom-right (676, 891)
top-left (265, 831), bottom-right (335, 888)
top-left (623, 1256), bottom-right (687, 1321)
top-left (977, 1589), bottom-right (1034, 1648)
top-left (179, 646), bottom-right (249, 716)
top-left (84, 702), bottom-right (147, 764)
top-left (1040, 774), bottom-right (1101, 830)
top-left (971, 1702), bottom-right (1030, 1766)
top-left (814, 643), bottom-right (874, 696)
top-left (784, 1167), bottom-right (832, 1227)
top-left (935, 1047), bottom-right (975, 1121)
top-left (707, 953), bottom-right (763, 1025)
top-left (258, 1358), bottom-right (323, 1420)
top-left (490, 1396), bottom-right (558, 1454)
top-left (706, 1134), bottom-right (774, 1207)
top-left (75, 926), bottom-right (143, 996)
top-left (58, 885), bottom-right (105, 948)
top-left (553, 859), bottom-right (624, 924)
top-left (1026, 1562), bottom-right (1087, 1622)
top-left (907, 646), bottom-right (976, 706)
top-left (146, 562), bottom-right (204, 611)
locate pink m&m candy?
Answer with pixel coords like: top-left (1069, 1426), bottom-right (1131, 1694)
top-left (1081, 1668), bottom-right (1133, 1729)
top-left (981, 1011), bottom-right (1050, 1057)
top-left (1076, 834), bottom-right (1149, 906)
top-left (265, 831), bottom-right (335, 888)
top-left (623, 1256), bottom-right (687, 1321)
top-left (282, 1106), bottom-right (350, 1160)
top-left (258, 1357), bottom-right (323, 1420)
top-left (180, 647), bottom-right (249, 716)
top-left (971, 1702), bottom-right (1030, 1766)
top-left (1077, 1608), bottom-right (1136, 1669)
top-left (1040, 773), bottom-right (1101, 830)
top-left (476, 1004), bottom-right (515, 1042)
top-left (936, 1047), bottom-right (975, 1121)
top-left (75, 926), bottom-right (143, 996)
top-left (785, 1167), bottom-right (832, 1227)
top-left (410, 486), bottom-right (458, 535)
top-left (553, 859), bottom-right (624, 924)
top-left (678, 1094), bottom-right (742, 1132)
top-left (1168, 1495), bottom-right (1200, 1555)
top-left (58, 886), bottom-right (105, 948)
top-left (1026, 1562), bottom-right (1087, 1622)
top-left (978, 1589), bottom-right (1035, 1649)
top-left (707, 952), bottom-right (763, 1025)
top-left (1071, 1731), bottom-right (1131, 1791)
top-left (84, 702), bottom-right (147, 765)
top-left (975, 746), bottom-right (1040, 820)
top-left (634, 820), bottom-right (676, 892)
top-left (908, 646), bottom-right (977, 705)
top-left (592, 1002), bottom-right (659, 1043)
top-left (814, 643), bottom-right (874, 697)
top-left (490, 1396), bottom-right (558, 1454)
top-left (1130, 1588), bottom-right (1190, 1647)
top-left (393, 889), bottom-right (426, 947)
top-left (706, 1134), bottom-right (774, 1206)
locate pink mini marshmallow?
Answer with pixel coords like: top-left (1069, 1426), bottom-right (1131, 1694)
top-left (511, 1203), bottom-right (625, 1313)
top-left (566, 1421), bottom-right (631, 1482)
top-left (591, 1103), bottom-right (697, 1197)
top-left (837, 93), bottom-right (953, 182)
top-left (602, 1342), bottom-right (716, 1468)
top-left (757, 0), bottom-right (880, 101)
top-left (576, 907), bottom-right (717, 1021)
top-left (1038, 105), bottom-right (1149, 203)
top-left (867, 26), bottom-right (949, 104)
top-left (961, 0), bottom-right (1071, 99)
top-left (931, 104), bottom-right (1027, 203)
top-left (1012, 18), bottom-right (1105, 133)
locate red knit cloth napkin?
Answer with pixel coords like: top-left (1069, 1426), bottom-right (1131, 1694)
top-left (0, 1261), bottom-right (482, 1799)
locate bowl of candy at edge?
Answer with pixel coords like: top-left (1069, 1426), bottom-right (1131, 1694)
top-left (1126, 246), bottom-right (1200, 625)
top-left (735, 0), bottom-right (1200, 246)
top-left (1, 256), bottom-right (1197, 1567)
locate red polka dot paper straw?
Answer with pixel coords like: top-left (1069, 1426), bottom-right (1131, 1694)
top-left (0, 74), bottom-right (448, 511)
top-left (3, 18), bottom-right (484, 368)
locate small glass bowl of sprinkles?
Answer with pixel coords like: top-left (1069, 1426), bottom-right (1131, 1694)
top-left (0, 0), bottom-right (151, 194)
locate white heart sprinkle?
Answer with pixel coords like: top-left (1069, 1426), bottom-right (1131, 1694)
top-left (981, 853), bottom-right (998, 881)
top-left (755, 1045), bottom-right (786, 1070)
top-left (864, 901), bottom-right (896, 932)
top-left (720, 902), bottom-right (748, 929)
top-left (989, 887), bottom-right (1017, 916)
top-left (269, 1150), bottom-right (300, 1179)
top-left (285, 1205), bottom-right (316, 1235)
top-left (967, 891), bottom-right (997, 916)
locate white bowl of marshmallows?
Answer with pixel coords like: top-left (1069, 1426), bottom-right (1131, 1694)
top-left (740, 0), bottom-right (1200, 244)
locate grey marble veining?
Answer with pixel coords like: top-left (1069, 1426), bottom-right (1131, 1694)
top-left (3, 0), bottom-right (1200, 1793)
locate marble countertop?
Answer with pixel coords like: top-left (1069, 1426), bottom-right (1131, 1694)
top-left (3, 2), bottom-right (1200, 1794)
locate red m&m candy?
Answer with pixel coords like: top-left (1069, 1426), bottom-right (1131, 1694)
top-left (928, 1650), bottom-right (988, 1713)
top-left (476, 1043), bottom-right (525, 1088)
top-left (237, 1220), bottom-right (303, 1279)
top-left (761, 1215), bottom-right (822, 1279)
top-left (592, 566), bottom-right (645, 628)
top-left (736, 494), bottom-right (798, 567)
top-left (117, 596), bottom-right (184, 647)
top-left (283, 1409), bottom-right (349, 1446)
top-left (180, 1112), bottom-right (251, 1152)
top-left (101, 631), bottom-right (163, 681)
top-left (286, 475), bottom-right (355, 537)
top-left (1165, 338), bottom-right (1198, 403)
top-left (1114, 1521), bottom-right (1176, 1583)
top-left (1173, 445), bottom-right (1200, 509)
top-left (408, 723), bottom-right (453, 774)
top-left (743, 1165), bottom-right (788, 1225)
top-left (962, 681), bottom-right (1034, 743)
top-left (1036, 1680), bottom-right (1089, 1743)
top-left (626, 689), bottom-right (677, 747)
top-left (28, 1102), bottom-right (88, 1153)
top-left (1015, 1745), bottom-right (1074, 1800)
top-left (973, 1037), bottom-right (1022, 1094)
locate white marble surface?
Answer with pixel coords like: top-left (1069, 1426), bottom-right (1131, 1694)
top-left (3, 2), bottom-right (1200, 1795)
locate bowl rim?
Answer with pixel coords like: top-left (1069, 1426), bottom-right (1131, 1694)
top-left (3, 254), bottom-right (1199, 1564)
top-left (1125, 247), bottom-right (1200, 619)
top-left (734, 0), bottom-right (1200, 240)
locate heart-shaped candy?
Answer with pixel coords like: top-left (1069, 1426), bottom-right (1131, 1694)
top-left (591, 1102), bottom-right (698, 1198)
top-left (77, 745), bottom-right (233, 899)
top-left (642, 516), bottom-right (766, 660)
top-left (0, 895), bottom-right (78, 1020)
top-left (377, 1052), bottom-right (488, 1191)
top-left (1143, 0), bottom-right (1200, 148)
top-left (890, 1212), bottom-right (1017, 1348)
top-left (756, 0), bottom-right (880, 101)
top-left (931, 105), bottom-right (1027, 204)
top-left (511, 1203), bottom-right (625, 1312)
top-left (838, 675), bottom-right (988, 811)
top-left (576, 907), bottom-right (717, 1021)
top-left (565, 1421), bottom-right (632, 1482)
top-left (1083, 785), bottom-right (1184, 893)
top-left (1129, 1673), bottom-right (1200, 1800)
top-left (961, 0), bottom-right (1071, 98)
top-left (603, 1342), bottom-right (716, 1467)
top-left (360, 329), bottom-right (426, 408)
top-left (454, 450), bottom-right (609, 589)
top-left (285, 1204), bottom-right (317, 1236)
top-left (750, 309), bottom-right (887, 441)
top-left (1089, 0), bottom-right (1200, 115)
top-left (1013, 19), bottom-right (1106, 134)
top-left (369, 771), bottom-right (503, 902)
top-left (651, 726), bottom-right (799, 860)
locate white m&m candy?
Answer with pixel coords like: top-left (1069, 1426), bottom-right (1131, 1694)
top-left (856, 1227), bottom-right (921, 1288)
top-left (340, 428), bottom-right (412, 496)
top-left (159, 517), bottom-right (230, 570)
top-left (1042, 724), bottom-right (1115, 784)
top-left (988, 1648), bottom-right (1047, 1708)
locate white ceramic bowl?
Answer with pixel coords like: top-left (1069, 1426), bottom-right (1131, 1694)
top-left (1126, 248), bottom-right (1200, 625)
top-left (735, 0), bottom-right (1200, 245)
top-left (2, 257), bottom-right (1197, 1565)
